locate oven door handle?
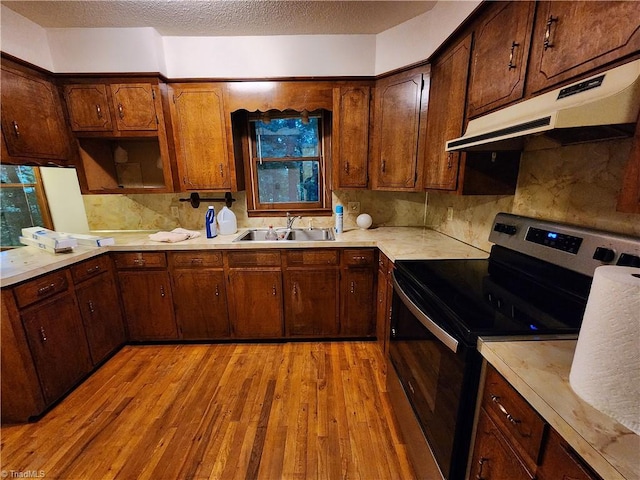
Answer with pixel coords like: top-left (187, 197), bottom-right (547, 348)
top-left (392, 272), bottom-right (459, 354)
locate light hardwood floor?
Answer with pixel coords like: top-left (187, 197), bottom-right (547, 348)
top-left (1, 342), bottom-right (417, 479)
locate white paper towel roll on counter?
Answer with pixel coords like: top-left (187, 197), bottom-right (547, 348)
top-left (570, 265), bottom-right (640, 434)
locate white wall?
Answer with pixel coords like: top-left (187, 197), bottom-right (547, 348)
top-left (40, 167), bottom-right (90, 233)
top-left (0, 5), bottom-right (54, 70)
top-left (162, 34), bottom-right (375, 78)
top-left (375, 0), bottom-right (481, 75)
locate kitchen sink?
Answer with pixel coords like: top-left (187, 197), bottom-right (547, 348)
top-left (233, 228), bottom-right (334, 242)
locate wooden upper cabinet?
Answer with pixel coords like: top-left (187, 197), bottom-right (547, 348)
top-left (424, 34), bottom-right (472, 191)
top-left (371, 68), bottom-right (427, 191)
top-left (168, 84), bottom-right (239, 191)
top-left (110, 83), bottom-right (158, 131)
top-left (526, 1), bottom-right (640, 94)
top-left (63, 84), bottom-right (113, 131)
top-left (467, 1), bottom-right (535, 118)
top-left (63, 82), bottom-right (159, 133)
top-left (332, 85), bottom-right (371, 189)
top-left (1, 62), bottom-right (71, 163)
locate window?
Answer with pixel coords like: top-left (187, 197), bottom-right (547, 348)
top-left (1, 165), bottom-right (53, 248)
top-left (246, 110), bottom-right (331, 215)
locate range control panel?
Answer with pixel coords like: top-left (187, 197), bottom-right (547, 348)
top-left (489, 213), bottom-right (640, 277)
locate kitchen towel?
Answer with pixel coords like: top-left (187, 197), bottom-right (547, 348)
top-left (148, 228), bottom-right (201, 243)
top-left (569, 265), bottom-right (640, 434)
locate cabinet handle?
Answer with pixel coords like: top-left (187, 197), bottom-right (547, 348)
top-left (381, 160), bottom-right (386, 173)
top-left (350, 281), bottom-right (356, 294)
top-left (39, 326), bottom-right (47, 342)
top-left (219, 164), bottom-right (224, 178)
top-left (11, 120), bottom-right (20, 138)
top-left (190, 258), bottom-right (204, 265)
top-left (344, 161), bottom-right (350, 174)
top-left (447, 152), bottom-right (453, 169)
top-left (118, 103), bottom-right (125, 119)
top-left (543, 15), bottom-right (558, 51)
top-left (353, 256), bottom-right (368, 263)
top-left (476, 457), bottom-right (487, 480)
top-left (272, 285), bottom-right (277, 296)
top-left (215, 284), bottom-right (220, 296)
top-left (160, 285), bottom-right (166, 297)
top-left (86, 265), bottom-right (101, 274)
top-left (88, 300), bottom-right (95, 314)
top-left (508, 41), bottom-right (519, 70)
top-left (490, 394), bottom-right (521, 425)
top-left (37, 283), bottom-right (56, 297)
top-left (292, 282), bottom-right (297, 296)
top-left (133, 258), bottom-right (146, 266)
top-left (96, 104), bottom-right (103, 119)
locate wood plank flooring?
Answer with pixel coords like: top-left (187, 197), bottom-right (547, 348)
top-left (1, 342), bottom-right (417, 479)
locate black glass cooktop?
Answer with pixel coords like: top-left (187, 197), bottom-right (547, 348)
top-left (394, 245), bottom-right (591, 346)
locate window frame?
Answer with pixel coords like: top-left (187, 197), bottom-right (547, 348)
top-left (245, 110), bottom-right (332, 217)
top-left (0, 166), bottom-right (53, 249)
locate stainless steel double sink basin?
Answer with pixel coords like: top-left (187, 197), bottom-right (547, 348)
top-left (233, 228), bottom-right (335, 242)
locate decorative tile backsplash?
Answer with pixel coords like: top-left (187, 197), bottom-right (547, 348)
top-left (84, 138), bottom-right (639, 251)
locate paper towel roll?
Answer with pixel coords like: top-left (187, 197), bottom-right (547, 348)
top-left (570, 265), bottom-right (640, 434)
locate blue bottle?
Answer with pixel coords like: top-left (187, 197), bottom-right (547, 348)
top-left (205, 206), bottom-right (217, 238)
top-left (335, 204), bottom-right (344, 234)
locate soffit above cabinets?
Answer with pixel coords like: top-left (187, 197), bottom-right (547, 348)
top-left (1, 0), bottom-right (437, 36)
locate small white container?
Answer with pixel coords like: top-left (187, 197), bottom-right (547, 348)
top-left (217, 206), bottom-right (237, 235)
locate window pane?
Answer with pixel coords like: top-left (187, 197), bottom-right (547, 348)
top-left (257, 161), bottom-right (319, 203)
top-left (1, 165), bottom-right (36, 184)
top-left (1, 187), bottom-right (44, 246)
top-left (255, 117), bottom-right (319, 159)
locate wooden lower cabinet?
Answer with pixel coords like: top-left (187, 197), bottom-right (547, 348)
top-left (172, 269), bottom-right (230, 339)
top-left (117, 270), bottom-right (178, 340)
top-left (341, 249), bottom-right (376, 337)
top-left (21, 293), bottom-right (93, 405)
top-left (375, 253), bottom-right (393, 357)
top-left (284, 268), bottom-right (339, 336)
top-left (227, 269), bottom-right (283, 338)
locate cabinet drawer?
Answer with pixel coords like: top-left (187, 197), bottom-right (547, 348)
top-left (286, 249), bottom-right (339, 266)
top-left (70, 255), bottom-right (111, 284)
top-left (112, 252), bottom-right (167, 269)
top-left (343, 249), bottom-right (376, 266)
top-left (14, 270), bottom-right (71, 308)
top-left (169, 251), bottom-right (223, 268)
top-left (483, 365), bottom-right (546, 467)
top-left (227, 251), bottom-right (281, 267)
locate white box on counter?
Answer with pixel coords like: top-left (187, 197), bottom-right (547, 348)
top-left (21, 227), bottom-right (77, 250)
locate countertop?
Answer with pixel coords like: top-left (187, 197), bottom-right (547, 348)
top-left (478, 338), bottom-right (639, 480)
top-left (0, 226), bottom-right (488, 287)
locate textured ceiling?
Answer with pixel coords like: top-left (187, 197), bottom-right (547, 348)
top-left (2, 1), bottom-right (438, 36)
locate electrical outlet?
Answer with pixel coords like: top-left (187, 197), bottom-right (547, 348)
top-left (171, 206), bottom-right (179, 218)
top-left (447, 207), bottom-right (454, 221)
top-left (347, 202), bottom-right (361, 214)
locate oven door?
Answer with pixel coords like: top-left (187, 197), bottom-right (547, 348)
top-left (389, 271), bottom-right (480, 480)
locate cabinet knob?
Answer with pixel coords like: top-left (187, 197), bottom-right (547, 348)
top-left (272, 285), bottom-right (277, 296)
top-left (508, 41), bottom-right (519, 70)
top-left (118, 103), bottom-right (125, 119)
top-left (160, 285), bottom-right (166, 297)
top-left (96, 104), bottom-right (103, 119)
top-left (544, 15), bottom-right (558, 51)
top-left (39, 326), bottom-right (47, 342)
top-left (12, 120), bottom-right (20, 138)
top-left (88, 300), bottom-right (96, 314)
top-left (215, 284), bottom-right (220, 296)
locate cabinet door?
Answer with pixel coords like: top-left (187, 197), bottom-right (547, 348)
top-left (375, 255), bottom-right (393, 357)
top-left (332, 86), bottom-right (370, 189)
top-left (284, 269), bottom-right (339, 336)
top-left (537, 429), bottom-right (599, 480)
top-left (372, 72), bottom-right (424, 190)
top-left (467, 2), bottom-right (535, 118)
top-left (424, 34), bottom-right (472, 191)
top-left (527, 1), bottom-right (640, 94)
top-left (117, 271), bottom-right (178, 340)
top-left (75, 273), bottom-right (126, 365)
top-left (341, 268), bottom-right (375, 337)
top-left (22, 294), bottom-right (93, 405)
top-left (172, 269), bottom-right (230, 339)
top-left (227, 270), bottom-right (283, 338)
top-left (169, 84), bottom-right (232, 190)
top-left (110, 83), bottom-right (158, 131)
top-left (469, 409), bottom-right (534, 480)
top-left (63, 84), bottom-right (113, 131)
top-left (1, 66), bottom-right (70, 162)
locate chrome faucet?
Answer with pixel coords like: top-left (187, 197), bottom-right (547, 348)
top-left (286, 212), bottom-right (302, 229)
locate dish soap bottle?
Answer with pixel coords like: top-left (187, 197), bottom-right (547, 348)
top-left (265, 225), bottom-right (277, 241)
top-left (205, 206), bottom-right (217, 238)
top-left (335, 205), bottom-right (344, 234)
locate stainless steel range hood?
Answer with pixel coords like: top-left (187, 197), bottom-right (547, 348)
top-left (446, 59), bottom-right (640, 152)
